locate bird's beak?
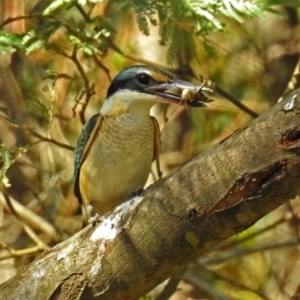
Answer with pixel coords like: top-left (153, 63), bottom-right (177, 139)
top-left (145, 79), bottom-right (213, 107)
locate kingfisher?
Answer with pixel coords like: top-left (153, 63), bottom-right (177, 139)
top-left (74, 65), bottom-right (211, 226)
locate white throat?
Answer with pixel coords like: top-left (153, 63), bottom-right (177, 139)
top-left (100, 90), bottom-right (157, 117)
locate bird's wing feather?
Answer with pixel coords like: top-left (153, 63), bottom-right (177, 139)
top-left (73, 114), bottom-right (102, 203)
top-left (151, 116), bottom-right (162, 179)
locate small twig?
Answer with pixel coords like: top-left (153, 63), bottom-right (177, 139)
top-left (155, 268), bottom-right (186, 300)
top-left (78, 81), bottom-right (96, 125)
top-left (213, 83), bottom-right (259, 118)
top-left (74, 3), bottom-right (91, 22)
top-left (150, 168), bottom-right (158, 182)
top-left (0, 241), bottom-right (14, 256)
top-left (1, 12), bottom-right (95, 125)
top-left (184, 270), bottom-right (230, 300)
top-left (287, 200), bottom-right (300, 242)
top-left (53, 46), bottom-right (96, 124)
top-left (0, 13), bottom-right (79, 38)
top-left (0, 245), bottom-right (45, 261)
top-left (0, 194), bottom-right (58, 240)
top-left (209, 211), bottom-right (296, 252)
top-left (103, 38), bottom-right (193, 76)
top-left (200, 238), bottom-right (300, 265)
top-left (2, 189), bottom-right (49, 253)
top-left (93, 55), bottom-right (112, 82)
top-left (70, 47), bottom-right (96, 124)
top-left (0, 14), bottom-right (57, 29)
top-left (0, 115), bottom-right (74, 151)
top-left (195, 264), bottom-right (271, 300)
top-left (72, 89), bottom-right (85, 118)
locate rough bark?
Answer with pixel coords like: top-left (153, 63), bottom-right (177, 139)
top-left (0, 89), bottom-right (300, 300)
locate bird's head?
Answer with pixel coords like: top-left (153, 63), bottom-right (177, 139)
top-left (100, 65), bottom-right (212, 116)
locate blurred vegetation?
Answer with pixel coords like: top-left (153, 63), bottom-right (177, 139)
top-left (0, 0), bottom-right (300, 299)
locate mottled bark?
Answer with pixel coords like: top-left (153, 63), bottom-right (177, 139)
top-left (1, 89), bottom-right (300, 300)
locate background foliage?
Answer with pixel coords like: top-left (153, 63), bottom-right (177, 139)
top-left (0, 0), bottom-right (300, 299)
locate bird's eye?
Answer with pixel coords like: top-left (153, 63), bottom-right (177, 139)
top-left (137, 73), bottom-right (150, 85)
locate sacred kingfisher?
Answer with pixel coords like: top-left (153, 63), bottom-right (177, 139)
top-left (73, 65), bottom-right (211, 226)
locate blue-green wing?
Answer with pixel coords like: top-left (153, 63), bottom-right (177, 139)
top-left (73, 114), bottom-right (101, 201)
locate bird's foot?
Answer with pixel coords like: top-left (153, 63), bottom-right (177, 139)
top-left (88, 213), bottom-right (102, 227)
top-left (132, 187), bottom-right (144, 197)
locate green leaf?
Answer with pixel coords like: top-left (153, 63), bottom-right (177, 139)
top-left (0, 31), bottom-right (23, 54)
top-left (0, 144), bottom-right (13, 187)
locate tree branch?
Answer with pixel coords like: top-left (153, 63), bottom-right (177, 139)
top-left (0, 89), bottom-right (300, 300)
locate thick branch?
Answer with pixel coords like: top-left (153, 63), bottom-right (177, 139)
top-left (1, 90), bottom-right (300, 300)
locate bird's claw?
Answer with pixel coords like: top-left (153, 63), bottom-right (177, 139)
top-left (88, 212), bottom-right (102, 226)
top-left (132, 187), bottom-right (144, 197)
